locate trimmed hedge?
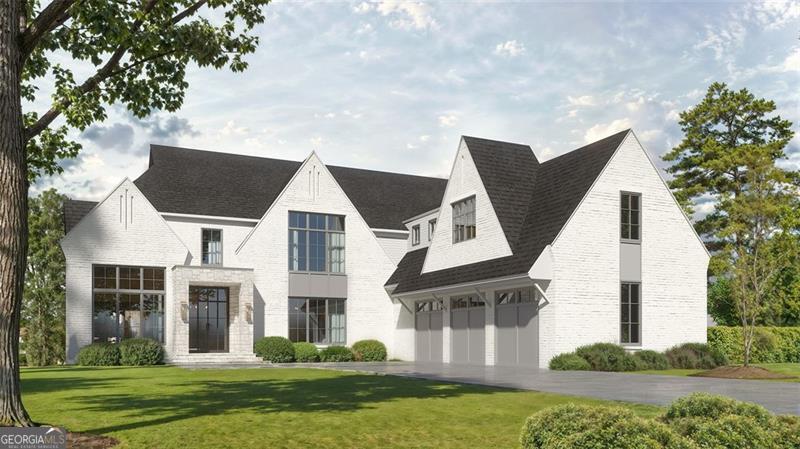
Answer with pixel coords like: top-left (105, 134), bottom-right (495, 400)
top-left (521, 393), bottom-right (798, 449)
top-left (319, 346), bottom-right (354, 362)
top-left (574, 343), bottom-right (638, 372)
top-left (632, 349), bottom-right (670, 370)
top-left (351, 339), bottom-right (387, 362)
top-left (119, 338), bottom-right (163, 365)
top-left (708, 326), bottom-right (800, 364)
top-left (665, 343), bottom-right (727, 369)
top-left (77, 343), bottom-right (121, 366)
top-left (254, 336), bottom-right (295, 363)
top-left (549, 353), bottom-right (591, 371)
top-left (293, 342), bottom-right (319, 362)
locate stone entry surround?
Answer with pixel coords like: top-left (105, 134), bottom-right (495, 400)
top-left (168, 265), bottom-right (255, 359)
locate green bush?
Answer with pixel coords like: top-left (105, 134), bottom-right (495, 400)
top-left (351, 339), bottom-right (387, 362)
top-left (665, 343), bottom-right (727, 369)
top-left (574, 343), bottom-right (638, 372)
top-left (663, 392), bottom-right (772, 425)
top-left (707, 326), bottom-right (800, 363)
top-left (632, 349), bottom-right (670, 370)
top-left (519, 403), bottom-right (690, 449)
top-left (254, 336), bottom-right (295, 363)
top-left (293, 342), bottom-right (319, 362)
top-left (119, 338), bottom-right (163, 366)
top-left (671, 415), bottom-right (774, 449)
top-left (548, 353), bottom-right (591, 371)
top-left (77, 343), bottom-right (120, 366)
top-left (319, 346), bottom-right (353, 362)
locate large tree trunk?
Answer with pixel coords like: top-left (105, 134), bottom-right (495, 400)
top-left (0, 0), bottom-right (33, 427)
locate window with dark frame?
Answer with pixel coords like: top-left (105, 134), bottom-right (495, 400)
top-left (288, 297), bottom-right (346, 344)
top-left (452, 196), bottom-right (476, 243)
top-left (288, 212), bottom-right (345, 273)
top-left (202, 229), bottom-right (222, 265)
top-left (92, 265), bottom-right (165, 344)
top-left (428, 219), bottom-right (437, 241)
top-left (411, 224), bottom-right (421, 246)
top-left (621, 193), bottom-right (641, 241)
top-left (621, 283), bottom-right (641, 345)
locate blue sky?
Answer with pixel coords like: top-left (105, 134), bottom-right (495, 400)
top-left (33, 0), bottom-right (799, 214)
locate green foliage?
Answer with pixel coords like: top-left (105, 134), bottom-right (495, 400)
top-left (707, 277), bottom-right (738, 326)
top-left (20, 0), bottom-right (272, 182)
top-left (519, 403), bottom-right (690, 449)
top-left (663, 393), bottom-right (772, 425)
top-left (671, 415), bottom-right (773, 448)
top-left (77, 343), bottom-right (120, 366)
top-left (319, 346), bottom-right (354, 362)
top-left (548, 353), bottom-right (591, 371)
top-left (292, 342), bottom-right (319, 363)
top-left (632, 350), bottom-right (670, 370)
top-left (665, 343), bottom-right (727, 369)
top-left (351, 340), bottom-right (387, 362)
top-left (707, 326), bottom-right (800, 363)
top-left (119, 338), bottom-right (163, 366)
top-left (21, 189), bottom-right (67, 366)
top-left (254, 337), bottom-right (294, 363)
top-left (574, 343), bottom-right (638, 372)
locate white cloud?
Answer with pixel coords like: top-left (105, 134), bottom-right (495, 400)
top-left (220, 120), bottom-right (249, 136)
top-left (638, 129), bottom-right (662, 143)
top-left (748, 0), bottom-right (800, 30)
top-left (494, 40), bottom-right (526, 57)
top-left (310, 136), bottom-right (326, 147)
top-left (782, 48), bottom-right (800, 72)
top-left (356, 22), bottom-right (374, 34)
top-left (419, 135), bottom-right (430, 142)
top-left (665, 109), bottom-right (681, 122)
top-left (353, 2), bottom-right (372, 14)
top-left (567, 95), bottom-right (596, 107)
top-left (438, 115), bottom-right (458, 127)
top-left (694, 20), bottom-right (745, 61)
top-left (626, 97), bottom-right (645, 112)
top-left (584, 118), bottom-right (633, 143)
top-left (374, 1), bottom-right (437, 30)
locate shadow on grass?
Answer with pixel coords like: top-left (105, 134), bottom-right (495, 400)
top-left (69, 373), bottom-right (498, 435)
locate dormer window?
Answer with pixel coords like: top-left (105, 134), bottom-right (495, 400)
top-left (202, 229), bottom-right (222, 265)
top-left (412, 225), bottom-right (421, 246)
top-left (452, 196), bottom-right (476, 243)
top-left (428, 219), bottom-right (437, 241)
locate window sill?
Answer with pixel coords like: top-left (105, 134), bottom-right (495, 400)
top-left (289, 271), bottom-right (347, 276)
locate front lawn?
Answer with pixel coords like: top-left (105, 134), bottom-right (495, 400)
top-left (22, 366), bottom-right (660, 448)
top-left (633, 363), bottom-right (800, 382)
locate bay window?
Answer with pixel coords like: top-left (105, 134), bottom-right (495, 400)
top-left (288, 212), bottom-right (345, 273)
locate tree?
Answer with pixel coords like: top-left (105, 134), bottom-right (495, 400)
top-left (22, 189), bottom-right (66, 366)
top-left (1, 0), bottom-right (270, 426)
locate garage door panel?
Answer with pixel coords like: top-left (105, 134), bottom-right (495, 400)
top-left (430, 311), bottom-right (443, 362)
top-left (468, 309), bottom-right (485, 364)
top-left (415, 314), bottom-right (430, 362)
top-left (517, 304), bottom-right (539, 366)
top-left (495, 302), bottom-right (539, 367)
top-left (496, 306), bottom-right (518, 366)
top-left (451, 309), bottom-right (469, 363)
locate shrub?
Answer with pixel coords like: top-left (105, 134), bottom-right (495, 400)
top-left (77, 343), bottom-right (120, 366)
top-left (319, 346), bottom-right (353, 362)
top-left (574, 343), bottom-right (638, 371)
top-left (632, 349), bottom-right (670, 370)
top-left (663, 392), bottom-right (772, 425)
top-left (548, 352), bottom-right (591, 371)
top-left (293, 342), bottom-right (319, 362)
top-left (254, 336), bottom-right (295, 363)
top-left (519, 403), bottom-right (690, 449)
top-left (119, 338), bottom-right (163, 366)
top-left (707, 326), bottom-right (800, 363)
top-left (351, 339), bottom-right (387, 362)
top-left (671, 415), bottom-right (774, 449)
top-left (665, 342), bottom-right (727, 369)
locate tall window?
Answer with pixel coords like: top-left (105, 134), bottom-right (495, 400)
top-left (288, 298), bottom-right (346, 344)
top-left (452, 196), bottom-right (476, 243)
top-left (621, 193), bottom-right (641, 241)
top-left (411, 225), bottom-right (421, 246)
top-left (92, 265), bottom-right (165, 343)
top-left (621, 283), bottom-right (641, 344)
top-left (202, 229), bottom-right (222, 265)
top-left (289, 212), bottom-right (345, 273)
top-left (428, 219), bottom-right (437, 241)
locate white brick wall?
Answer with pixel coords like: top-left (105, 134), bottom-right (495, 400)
top-left (375, 235), bottom-right (408, 265)
top-left (162, 216), bottom-right (254, 268)
top-left (422, 139), bottom-right (513, 273)
top-left (540, 132), bottom-right (709, 367)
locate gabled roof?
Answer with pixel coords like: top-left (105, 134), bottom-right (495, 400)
top-left (64, 145), bottom-right (448, 232)
top-left (387, 129), bottom-right (630, 294)
top-left (63, 199), bottom-right (99, 234)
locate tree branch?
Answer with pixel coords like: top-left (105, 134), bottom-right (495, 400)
top-left (19, 0), bottom-right (76, 58)
top-left (171, 0), bottom-right (207, 24)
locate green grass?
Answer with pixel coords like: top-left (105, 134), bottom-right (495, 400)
top-left (21, 366), bottom-right (660, 448)
top-left (633, 363), bottom-right (800, 382)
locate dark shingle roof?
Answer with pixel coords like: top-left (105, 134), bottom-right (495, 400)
top-left (64, 145), bottom-right (448, 232)
top-left (63, 199), bottom-right (98, 233)
top-left (387, 130), bottom-right (630, 294)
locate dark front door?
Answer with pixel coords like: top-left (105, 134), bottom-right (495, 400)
top-left (189, 287), bottom-right (229, 353)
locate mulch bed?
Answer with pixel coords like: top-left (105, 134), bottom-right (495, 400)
top-left (67, 432), bottom-right (119, 449)
top-left (691, 365), bottom-right (796, 380)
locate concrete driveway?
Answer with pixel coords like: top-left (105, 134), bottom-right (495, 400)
top-left (298, 361), bottom-right (800, 415)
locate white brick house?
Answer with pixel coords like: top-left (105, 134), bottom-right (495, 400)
top-left (62, 129), bottom-right (708, 367)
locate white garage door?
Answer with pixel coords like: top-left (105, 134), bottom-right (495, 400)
top-left (450, 294), bottom-right (485, 365)
top-left (415, 301), bottom-right (443, 363)
top-left (495, 287), bottom-right (539, 367)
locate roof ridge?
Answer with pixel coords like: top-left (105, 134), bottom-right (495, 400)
top-left (462, 135), bottom-right (532, 148)
top-left (541, 129), bottom-right (631, 165)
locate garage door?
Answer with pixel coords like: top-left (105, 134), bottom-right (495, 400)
top-left (450, 295), bottom-right (485, 364)
top-left (495, 287), bottom-right (539, 366)
top-left (415, 301), bottom-right (443, 363)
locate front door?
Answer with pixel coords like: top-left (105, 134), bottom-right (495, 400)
top-left (189, 286), bottom-right (229, 353)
